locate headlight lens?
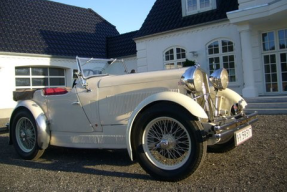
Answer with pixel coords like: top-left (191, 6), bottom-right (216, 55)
top-left (209, 68), bottom-right (229, 90)
top-left (181, 67), bottom-right (203, 92)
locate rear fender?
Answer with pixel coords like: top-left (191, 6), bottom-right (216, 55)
top-left (9, 100), bottom-right (50, 149)
top-left (126, 92), bottom-right (208, 161)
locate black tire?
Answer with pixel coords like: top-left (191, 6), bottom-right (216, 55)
top-left (11, 110), bottom-right (45, 160)
top-left (132, 102), bottom-right (207, 181)
top-left (207, 136), bottom-right (236, 153)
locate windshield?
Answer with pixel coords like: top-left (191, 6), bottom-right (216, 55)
top-left (76, 57), bottom-right (127, 79)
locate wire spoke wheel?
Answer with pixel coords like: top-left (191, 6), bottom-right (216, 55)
top-left (133, 102), bottom-right (207, 181)
top-left (12, 110), bottom-right (45, 160)
top-left (15, 117), bottom-right (36, 153)
top-left (143, 117), bottom-right (192, 170)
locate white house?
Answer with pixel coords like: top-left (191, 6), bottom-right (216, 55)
top-left (133, 0), bottom-right (287, 98)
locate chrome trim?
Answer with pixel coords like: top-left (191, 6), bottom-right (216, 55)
top-left (215, 118), bottom-right (258, 141)
top-left (213, 111), bottom-right (258, 133)
top-left (209, 111), bottom-right (258, 144)
top-left (213, 112), bottom-right (243, 123)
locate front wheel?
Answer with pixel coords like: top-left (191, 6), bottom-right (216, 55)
top-left (133, 103), bottom-right (207, 181)
top-left (11, 110), bottom-right (45, 160)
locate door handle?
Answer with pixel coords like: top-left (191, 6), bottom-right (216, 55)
top-left (72, 101), bottom-right (80, 105)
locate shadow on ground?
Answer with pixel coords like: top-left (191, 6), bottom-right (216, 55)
top-left (0, 133), bottom-right (150, 181)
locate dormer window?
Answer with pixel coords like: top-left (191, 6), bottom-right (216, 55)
top-left (182, 0), bottom-right (217, 16)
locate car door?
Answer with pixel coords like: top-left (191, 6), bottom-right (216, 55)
top-left (75, 78), bottom-right (103, 132)
top-left (47, 87), bottom-right (94, 133)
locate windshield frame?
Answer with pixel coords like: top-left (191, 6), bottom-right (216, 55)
top-left (76, 56), bottom-right (120, 79)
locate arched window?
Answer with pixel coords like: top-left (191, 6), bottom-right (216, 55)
top-left (164, 47), bottom-right (186, 69)
top-left (207, 40), bottom-right (236, 82)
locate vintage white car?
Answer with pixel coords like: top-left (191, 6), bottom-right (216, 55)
top-left (9, 57), bottom-right (258, 181)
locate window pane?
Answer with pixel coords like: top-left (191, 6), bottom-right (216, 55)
top-left (262, 32), bottom-right (275, 51)
top-left (176, 48), bottom-right (186, 59)
top-left (266, 83), bottom-right (278, 92)
top-left (165, 63), bottom-right (175, 70)
top-left (264, 55), bottom-right (270, 64)
top-left (15, 67), bottom-right (30, 76)
top-left (272, 74), bottom-right (277, 82)
top-left (50, 68), bottom-right (65, 76)
top-left (265, 74), bottom-right (271, 83)
top-left (272, 83), bottom-right (278, 92)
top-left (177, 62), bottom-right (183, 68)
top-left (270, 55), bottom-right (276, 63)
top-left (222, 40), bottom-right (234, 53)
top-left (16, 78), bottom-right (30, 86)
top-left (278, 29), bottom-right (287, 49)
top-left (281, 53), bottom-right (287, 71)
top-left (32, 68), bottom-right (48, 76)
top-left (282, 82), bottom-right (287, 91)
top-left (165, 49), bottom-right (174, 61)
top-left (32, 78), bottom-right (48, 86)
top-left (271, 64), bottom-right (277, 73)
top-left (50, 78), bottom-right (65, 86)
top-left (187, 0), bottom-right (197, 11)
top-left (200, 0), bottom-right (210, 9)
top-left (265, 65), bottom-right (270, 73)
top-left (208, 41), bottom-right (219, 55)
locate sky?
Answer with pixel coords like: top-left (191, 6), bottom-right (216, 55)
top-left (49, 0), bottom-right (156, 34)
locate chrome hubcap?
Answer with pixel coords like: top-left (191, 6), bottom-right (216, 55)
top-left (156, 134), bottom-right (176, 150)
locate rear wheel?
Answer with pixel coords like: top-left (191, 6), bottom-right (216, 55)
top-left (133, 103), bottom-right (206, 181)
top-left (11, 110), bottom-right (45, 160)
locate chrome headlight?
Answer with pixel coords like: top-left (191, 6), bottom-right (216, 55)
top-left (181, 66), bottom-right (204, 92)
top-left (209, 68), bottom-right (229, 90)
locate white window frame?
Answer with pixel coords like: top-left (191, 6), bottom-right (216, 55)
top-left (15, 66), bottom-right (66, 89)
top-left (182, 0), bottom-right (217, 17)
top-left (262, 29), bottom-right (287, 94)
top-left (164, 47), bottom-right (186, 70)
top-left (207, 39), bottom-right (237, 83)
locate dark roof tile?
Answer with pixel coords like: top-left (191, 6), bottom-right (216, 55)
top-left (0, 0), bottom-right (119, 58)
top-left (107, 31), bottom-right (138, 58)
top-left (136, 0), bottom-right (238, 38)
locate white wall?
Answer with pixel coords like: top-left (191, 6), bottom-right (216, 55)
top-left (135, 21), bottom-right (244, 94)
top-left (0, 54), bottom-right (76, 118)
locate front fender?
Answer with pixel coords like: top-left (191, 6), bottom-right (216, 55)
top-left (9, 100), bottom-right (50, 149)
top-left (210, 87), bottom-right (247, 108)
top-left (126, 92), bottom-right (208, 161)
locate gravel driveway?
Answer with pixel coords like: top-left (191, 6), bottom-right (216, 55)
top-left (0, 115), bottom-right (286, 191)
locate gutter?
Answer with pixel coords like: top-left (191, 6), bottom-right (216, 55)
top-left (0, 51), bottom-right (76, 59)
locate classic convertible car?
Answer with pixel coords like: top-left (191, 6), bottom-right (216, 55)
top-left (9, 57), bottom-right (258, 181)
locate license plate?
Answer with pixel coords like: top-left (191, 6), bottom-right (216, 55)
top-left (234, 125), bottom-right (252, 146)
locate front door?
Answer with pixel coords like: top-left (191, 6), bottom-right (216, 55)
top-left (47, 88), bottom-right (93, 132)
